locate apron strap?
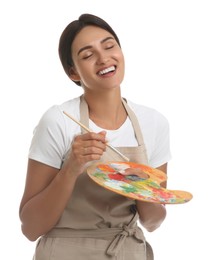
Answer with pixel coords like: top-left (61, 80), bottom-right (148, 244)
top-left (121, 98), bottom-right (146, 148)
top-left (106, 211), bottom-right (145, 256)
top-left (106, 226), bottom-right (146, 257)
top-left (79, 95), bottom-right (148, 164)
top-left (121, 98), bottom-right (148, 164)
top-left (79, 95), bottom-right (89, 131)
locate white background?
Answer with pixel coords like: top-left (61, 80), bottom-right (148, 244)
top-left (1, 0), bottom-right (209, 259)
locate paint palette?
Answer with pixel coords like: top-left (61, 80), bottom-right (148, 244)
top-left (87, 161), bottom-right (193, 204)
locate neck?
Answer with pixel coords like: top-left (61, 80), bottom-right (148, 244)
top-left (83, 91), bottom-right (127, 130)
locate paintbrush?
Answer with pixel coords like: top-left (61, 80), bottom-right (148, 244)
top-left (63, 111), bottom-right (129, 162)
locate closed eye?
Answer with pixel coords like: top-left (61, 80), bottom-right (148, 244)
top-left (105, 44), bottom-right (115, 50)
top-left (83, 54), bottom-right (93, 60)
top-left (83, 53), bottom-right (93, 60)
top-left (106, 46), bottom-right (114, 49)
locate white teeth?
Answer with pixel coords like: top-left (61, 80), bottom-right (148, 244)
top-left (99, 66), bottom-right (115, 75)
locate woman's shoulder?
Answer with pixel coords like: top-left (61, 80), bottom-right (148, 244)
top-left (37, 96), bottom-right (81, 128)
top-left (43, 96), bottom-right (80, 118)
top-left (126, 99), bottom-right (169, 126)
top-left (127, 99), bottom-right (163, 116)
top-left (59, 96), bottom-right (81, 114)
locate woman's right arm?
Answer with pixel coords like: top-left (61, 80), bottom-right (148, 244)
top-left (19, 159), bottom-right (78, 241)
top-left (19, 131), bottom-right (106, 241)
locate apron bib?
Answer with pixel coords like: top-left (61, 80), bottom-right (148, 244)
top-left (33, 96), bottom-right (154, 260)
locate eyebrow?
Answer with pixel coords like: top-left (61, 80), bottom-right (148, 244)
top-left (77, 36), bottom-right (115, 56)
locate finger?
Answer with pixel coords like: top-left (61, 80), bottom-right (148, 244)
top-left (98, 130), bottom-right (107, 137)
top-left (82, 146), bottom-right (105, 156)
top-left (79, 132), bottom-right (107, 143)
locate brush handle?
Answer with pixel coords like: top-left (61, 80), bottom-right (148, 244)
top-left (63, 111), bottom-right (129, 161)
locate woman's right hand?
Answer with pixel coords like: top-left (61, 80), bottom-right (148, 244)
top-left (19, 130), bottom-right (107, 241)
top-left (62, 130), bottom-right (107, 177)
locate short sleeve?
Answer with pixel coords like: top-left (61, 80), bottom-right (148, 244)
top-left (149, 112), bottom-right (172, 168)
top-left (28, 105), bottom-right (68, 169)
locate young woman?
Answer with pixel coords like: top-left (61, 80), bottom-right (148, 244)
top-left (19, 13), bottom-right (171, 260)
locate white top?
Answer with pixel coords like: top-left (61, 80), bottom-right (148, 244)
top-left (89, 117), bottom-right (138, 146)
top-left (29, 96), bottom-right (171, 169)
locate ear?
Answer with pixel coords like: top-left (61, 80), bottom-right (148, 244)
top-left (69, 67), bottom-right (81, 82)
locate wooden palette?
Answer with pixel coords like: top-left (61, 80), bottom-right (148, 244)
top-left (87, 161), bottom-right (193, 204)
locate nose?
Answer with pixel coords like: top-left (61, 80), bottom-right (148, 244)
top-left (96, 51), bottom-right (109, 65)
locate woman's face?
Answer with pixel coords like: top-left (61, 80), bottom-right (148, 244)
top-left (70, 25), bottom-right (125, 92)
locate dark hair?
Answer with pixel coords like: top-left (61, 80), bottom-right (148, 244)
top-left (58, 13), bottom-right (121, 86)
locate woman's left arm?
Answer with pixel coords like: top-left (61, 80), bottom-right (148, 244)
top-left (136, 163), bottom-right (167, 232)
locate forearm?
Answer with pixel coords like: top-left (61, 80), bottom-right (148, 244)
top-left (136, 201), bottom-right (166, 232)
top-left (20, 169), bottom-right (77, 241)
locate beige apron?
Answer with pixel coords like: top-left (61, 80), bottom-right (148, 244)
top-left (33, 96), bottom-right (154, 260)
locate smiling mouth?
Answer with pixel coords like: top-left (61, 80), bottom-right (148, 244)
top-left (98, 65), bottom-right (116, 76)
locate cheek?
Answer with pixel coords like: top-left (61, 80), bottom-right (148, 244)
top-left (79, 64), bottom-right (92, 79)
top-left (115, 51), bottom-right (125, 67)
top-left (75, 64), bottom-right (94, 86)
top-left (73, 61), bottom-right (88, 77)
top-left (116, 52), bottom-right (125, 73)
top-left (120, 52), bottom-right (125, 65)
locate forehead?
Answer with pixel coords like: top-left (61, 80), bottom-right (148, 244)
top-left (71, 25), bottom-right (114, 52)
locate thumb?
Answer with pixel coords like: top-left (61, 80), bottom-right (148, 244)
top-left (99, 130), bottom-right (107, 136)
top-left (98, 131), bottom-right (108, 143)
